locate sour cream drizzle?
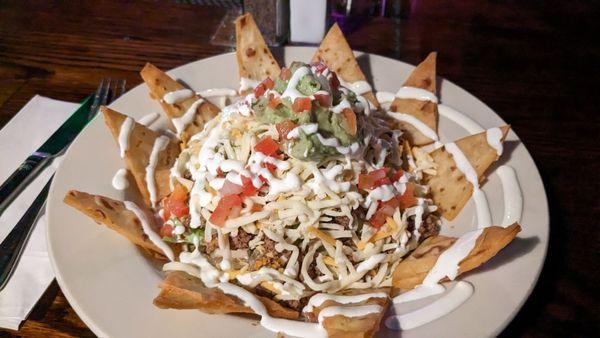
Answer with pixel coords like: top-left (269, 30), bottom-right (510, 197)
top-left (387, 112), bottom-right (439, 142)
top-left (146, 135), bottom-right (170, 207)
top-left (423, 228), bottom-right (484, 285)
top-left (111, 168), bottom-right (129, 190)
top-left (118, 117), bottom-right (134, 158)
top-left (303, 292), bottom-right (388, 312)
top-left (395, 86), bottom-right (438, 103)
top-left (123, 200), bottom-right (174, 261)
top-left (239, 77), bottom-right (260, 92)
top-left (197, 88), bottom-right (238, 98)
top-left (387, 229), bottom-right (482, 330)
top-left (486, 127), bottom-right (504, 155)
top-left (172, 98), bottom-right (204, 135)
top-left (338, 78), bottom-right (372, 95)
top-left (318, 305), bottom-right (383, 323)
top-left (287, 123), bottom-right (318, 139)
top-left (163, 89), bottom-right (194, 104)
top-left (386, 281), bottom-right (473, 330)
top-left (282, 67), bottom-right (311, 101)
top-left (437, 104), bottom-right (484, 134)
top-left (497, 165), bottom-right (523, 226)
top-left (137, 112), bottom-right (160, 127)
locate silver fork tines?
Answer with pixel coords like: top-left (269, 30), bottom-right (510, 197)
top-left (88, 78), bottom-right (127, 120)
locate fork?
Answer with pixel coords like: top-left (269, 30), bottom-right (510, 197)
top-left (0, 78), bottom-right (126, 292)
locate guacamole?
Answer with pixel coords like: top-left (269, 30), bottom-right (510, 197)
top-left (252, 61), bottom-right (363, 161)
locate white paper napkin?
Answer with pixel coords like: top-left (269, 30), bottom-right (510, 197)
top-left (0, 95), bottom-right (79, 330)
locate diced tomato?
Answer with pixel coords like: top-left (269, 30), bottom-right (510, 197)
top-left (374, 177), bottom-right (391, 187)
top-left (263, 162), bottom-right (277, 174)
top-left (254, 136), bottom-right (280, 156)
top-left (398, 182), bottom-right (417, 209)
top-left (217, 168), bottom-right (225, 178)
top-left (358, 168), bottom-right (390, 190)
top-left (161, 199), bottom-right (171, 222)
top-left (280, 67), bottom-right (292, 80)
top-left (391, 169), bottom-right (405, 182)
top-left (241, 175), bottom-right (260, 196)
top-left (253, 83), bottom-right (266, 97)
top-left (369, 211), bottom-right (387, 228)
top-left (314, 93), bottom-right (331, 107)
top-left (165, 184), bottom-right (189, 218)
top-left (292, 97), bottom-right (312, 113)
top-left (209, 195), bottom-right (243, 227)
top-left (160, 223), bottom-right (174, 238)
top-left (263, 77), bottom-right (274, 90)
top-left (250, 203), bottom-right (264, 212)
top-left (341, 108), bottom-right (357, 136)
top-left (220, 180), bottom-right (244, 196)
top-left (330, 73), bottom-right (340, 91)
top-left (253, 78), bottom-right (273, 97)
top-left (370, 197), bottom-right (400, 228)
top-left (267, 93), bottom-right (282, 109)
top-left (276, 120), bottom-right (298, 140)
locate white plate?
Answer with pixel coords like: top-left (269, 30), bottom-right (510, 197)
top-left (46, 47), bottom-right (549, 338)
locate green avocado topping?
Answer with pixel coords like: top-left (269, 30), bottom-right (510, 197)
top-left (252, 61), bottom-right (363, 161)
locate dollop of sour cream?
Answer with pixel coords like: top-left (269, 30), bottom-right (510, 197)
top-left (112, 168), bottom-right (129, 190)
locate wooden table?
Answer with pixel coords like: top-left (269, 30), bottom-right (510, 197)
top-left (1, 1), bottom-right (598, 337)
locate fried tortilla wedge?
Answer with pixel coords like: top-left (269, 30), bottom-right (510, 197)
top-left (312, 23), bottom-right (380, 109)
top-left (305, 288), bottom-right (390, 338)
top-left (389, 52), bottom-right (439, 146)
top-left (63, 190), bottom-right (167, 259)
top-left (140, 63), bottom-right (220, 143)
top-left (154, 271), bottom-right (299, 320)
top-left (235, 13), bottom-right (280, 81)
top-left (102, 106), bottom-right (180, 207)
top-left (426, 125), bottom-right (510, 220)
top-left (392, 223), bottom-right (521, 292)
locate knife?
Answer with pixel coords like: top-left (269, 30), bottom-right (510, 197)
top-left (0, 176), bottom-right (52, 291)
top-left (0, 96), bottom-right (93, 217)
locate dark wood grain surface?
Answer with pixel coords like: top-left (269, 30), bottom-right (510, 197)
top-left (1, 1), bottom-right (598, 337)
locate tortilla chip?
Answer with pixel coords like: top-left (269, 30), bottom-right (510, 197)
top-left (235, 13), bottom-right (280, 81)
top-left (303, 288), bottom-right (390, 338)
top-left (154, 271), bottom-right (299, 320)
top-left (425, 125), bottom-right (510, 220)
top-left (321, 298), bottom-right (389, 337)
top-left (392, 223), bottom-right (521, 292)
top-left (140, 63), bottom-right (220, 142)
top-left (389, 52), bottom-right (438, 145)
top-left (102, 106), bottom-right (180, 207)
top-left (312, 23), bottom-right (380, 109)
top-left (63, 190), bottom-right (166, 259)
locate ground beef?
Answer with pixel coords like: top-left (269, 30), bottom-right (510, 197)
top-left (420, 214), bottom-right (440, 238)
top-left (253, 285), bottom-right (308, 313)
top-left (230, 229), bottom-right (252, 250)
top-left (307, 260), bottom-right (318, 279)
top-left (282, 297), bottom-right (309, 312)
top-left (204, 237), bottom-right (218, 254)
top-left (353, 206), bottom-right (367, 222)
top-left (407, 214), bottom-right (440, 239)
top-left (248, 237), bottom-right (288, 271)
top-left (333, 216), bottom-right (350, 228)
top-left (263, 237), bottom-right (277, 252)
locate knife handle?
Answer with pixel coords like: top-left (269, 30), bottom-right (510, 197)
top-left (0, 177), bottom-right (52, 291)
top-left (0, 152), bottom-right (52, 217)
